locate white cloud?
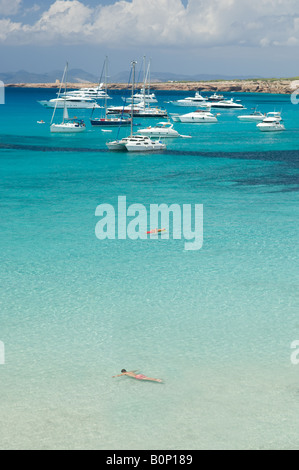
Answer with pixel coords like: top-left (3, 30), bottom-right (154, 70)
top-left (1, 0), bottom-right (299, 48)
top-left (0, 0), bottom-right (22, 16)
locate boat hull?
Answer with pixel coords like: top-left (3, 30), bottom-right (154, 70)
top-left (238, 116), bottom-right (265, 122)
top-left (257, 125), bottom-right (285, 132)
top-left (125, 142), bottom-right (166, 152)
top-left (179, 116), bottom-right (217, 123)
top-left (39, 101), bottom-right (100, 109)
top-left (50, 124), bottom-right (86, 133)
top-left (137, 131), bottom-right (179, 138)
top-left (90, 118), bottom-right (131, 127)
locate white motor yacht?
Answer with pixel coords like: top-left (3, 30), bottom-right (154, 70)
top-left (59, 84), bottom-right (110, 100)
top-left (107, 101), bottom-right (168, 118)
top-left (39, 96), bottom-right (101, 109)
top-left (170, 91), bottom-right (208, 107)
top-left (238, 109), bottom-right (266, 121)
top-left (210, 99), bottom-right (245, 109)
top-left (124, 92), bottom-right (158, 104)
top-left (137, 122), bottom-right (188, 138)
top-left (208, 93), bottom-right (224, 101)
top-left (174, 109), bottom-right (218, 123)
top-left (257, 112), bottom-right (285, 132)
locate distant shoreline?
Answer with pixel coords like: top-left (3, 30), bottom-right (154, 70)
top-left (4, 79), bottom-right (299, 94)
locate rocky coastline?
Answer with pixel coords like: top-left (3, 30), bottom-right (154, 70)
top-left (5, 79), bottom-right (299, 94)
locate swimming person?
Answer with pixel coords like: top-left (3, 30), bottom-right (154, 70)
top-left (112, 369), bottom-right (163, 383)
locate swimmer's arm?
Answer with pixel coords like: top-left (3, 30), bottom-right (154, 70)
top-left (112, 370), bottom-right (139, 378)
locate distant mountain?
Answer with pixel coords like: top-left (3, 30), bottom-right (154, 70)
top-left (110, 71), bottom-right (263, 83)
top-left (0, 69), bottom-right (263, 84)
top-left (0, 69), bottom-right (99, 84)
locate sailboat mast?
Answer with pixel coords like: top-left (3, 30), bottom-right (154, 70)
top-left (63, 62), bottom-right (68, 124)
top-left (50, 63), bottom-right (67, 125)
top-left (104, 56), bottom-right (108, 120)
top-left (131, 60), bottom-right (137, 137)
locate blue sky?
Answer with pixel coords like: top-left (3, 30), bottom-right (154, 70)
top-left (1, 0), bottom-right (299, 78)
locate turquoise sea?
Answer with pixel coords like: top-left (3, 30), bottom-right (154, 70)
top-left (0, 88), bottom-right (298, 450)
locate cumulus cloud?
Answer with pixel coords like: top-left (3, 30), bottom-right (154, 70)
top-left (0, 0), bottom-right (22, 16)
top-left (1, 0), bottom-right (299, 48)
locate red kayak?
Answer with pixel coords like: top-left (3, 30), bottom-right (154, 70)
top-left (146, 228), bottom-right (166, 235)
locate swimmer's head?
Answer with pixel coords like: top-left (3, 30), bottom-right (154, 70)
top-left (121, 369), bottom-right (127, 373)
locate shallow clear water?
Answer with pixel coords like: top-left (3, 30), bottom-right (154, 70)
top-left (0, 88), bottom-right (298, 449)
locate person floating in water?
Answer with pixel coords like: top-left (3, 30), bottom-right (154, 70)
top-left (112, 369), bottom-right (163, 383)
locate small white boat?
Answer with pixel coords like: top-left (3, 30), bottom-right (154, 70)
top-left (124, 58), bottom-right (158, 104)
top-left (175, 109), bottom-right (218, 123)
top-left (257, 113), bottom-right (285, 132)
top-left (238, 109), bottom-right (266, 121)
top-left (137, 122), bottom-right (186, 138)
top-left (210, 99), bottom-right (245, 109)
top-left (50, 63), bottom-right (87, 133)
top-left (124, 92), bottom-right (158, 104)
top-left (208, 93), bottom-right (224, 101)
top-left (50, 119), bottom-right (86, 133)
top-left (134, 104), bottom-right (168, 118)
top-left (170, 91), bottom-right (208, 107)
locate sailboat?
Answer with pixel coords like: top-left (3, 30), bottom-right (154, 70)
top-left (106, 61), bottom-right (166, 152)
top-left (109, 58), bottom-right (167, 118)
top-left (50, 63), bottom-right (86, 133)
top-left (123, 57), bottom-right (158, 104)
top-left (90, 57), bottom-right (131, 128)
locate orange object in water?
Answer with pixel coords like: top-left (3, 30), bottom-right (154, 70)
top-left (146, 228), bottom-right (166, 235)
